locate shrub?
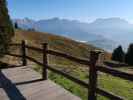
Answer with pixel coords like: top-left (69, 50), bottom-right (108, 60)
top-left (111, 45), bottom-right (125, 63)
top-left (125, 44), bottom-right (133, 65)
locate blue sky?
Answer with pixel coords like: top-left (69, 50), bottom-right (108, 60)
top-left (7, 0), bottom-right (133, 23)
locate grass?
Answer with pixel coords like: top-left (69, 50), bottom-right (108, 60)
top-left (49, 72), bottom-right (88, 100)
top-left (8, 29), bottom-right (132, 100)
top-left (98, 73), bottom-right (133, 100)
top-left (34, 62), bottom-right (133, 100)
top-left (49, 71), bottom-right (133, 100)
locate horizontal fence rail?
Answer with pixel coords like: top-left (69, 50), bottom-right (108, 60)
top-left (25, 53), bottom-right (125, 100)
top-left (25, 45), bottom-right (43, 53)
top-left (9, 43), bottom-right (21, 46)
top-left (97, 65), bottom-right (133, 81)
top-left (0, 52), bottom-right (22, 58)
top-left (0, 40), bottom-right (132, 100)
top-left (26, 56), bottom-right (89, 88)
top-left (47, 50), bottom-right (91, 65)
top-left (23, 44), bottom-right (91, 65)
top-left (0, 65), bottom-right (23, 69)
top-left (96, 88), bottom-right (124, 100)
top-left (47, 65), bottom-right (89, 88)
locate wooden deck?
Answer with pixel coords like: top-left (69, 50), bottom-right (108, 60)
top-left (0, 66), bottom-right (81, 100)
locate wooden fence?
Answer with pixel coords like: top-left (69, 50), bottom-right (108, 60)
top-left (0, 40), bottom-right (133, 100)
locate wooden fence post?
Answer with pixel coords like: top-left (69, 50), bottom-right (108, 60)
top-left (88, 50), bottom-right (101, 100)
top-left (21, 40), bottom-right (27, 66)
top-left (42, 43), bottom-right (48, 80)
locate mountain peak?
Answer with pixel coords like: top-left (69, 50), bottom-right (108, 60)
top-left (23, 17), bottom-right (34, 22)
top-left (50, 17), bottom-right (60, 21)
top-left (89, 17), bottom-right (132, 30)
top-left (93, 17), bottom-right (129, 25)
top-left (14, 18), bottom-right (35, 24)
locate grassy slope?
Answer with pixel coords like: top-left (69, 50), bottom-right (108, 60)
top-left (9, 29), bottom-right (133, 100)
top-left (14, 29), bottom-right (97, 58)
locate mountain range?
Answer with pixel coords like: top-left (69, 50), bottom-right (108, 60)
top-left (13, 17), bottom-right (133, 52)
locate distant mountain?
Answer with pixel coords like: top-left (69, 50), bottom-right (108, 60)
top-left (87, 18), bottom-right (133, 43)
top-left (13, 17), bottom-right (133, 52)
top-left (87, 37), bottom-right (117, 52)
top-left (86, 18), bottom-right (133, 51)
top-left (13, 18), bottom-right (35, 29)
top-left (13, 17), bottom-right (103, 41)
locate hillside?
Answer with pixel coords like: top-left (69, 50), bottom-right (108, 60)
top-left (14, 17), bottom-right (133, 51)
top-left (13, 18), bottom-right (118, 52)
top-left (1, 29), bottom-right (132, 100)
top-left (13, 29), bottom-right (108, 59)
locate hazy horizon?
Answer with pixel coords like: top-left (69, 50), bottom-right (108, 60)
top-left (12, 17), bottom-right (133, 25)
top-left (7, 0), bottom-right (133, 23)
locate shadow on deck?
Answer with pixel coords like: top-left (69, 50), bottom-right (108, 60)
top-left (0, 71), bottom-right (26, 100)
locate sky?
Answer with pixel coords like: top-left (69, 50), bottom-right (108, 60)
top-left (7, 0), bottom-right (133, 23)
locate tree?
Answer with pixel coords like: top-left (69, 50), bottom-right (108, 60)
top-left (0, 0), bottom-right (14, 54)
top-left (125, 44), bottom-right (133, 65)
top-left (14, 22), bottom-right (19, 29)
top-left (111, 45), bottom-right (125, 62)
top-left (27, 28), bottom-right (36, 31)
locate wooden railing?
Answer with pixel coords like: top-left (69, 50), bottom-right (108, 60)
top-left (0, 40), bottom-right (133, 100)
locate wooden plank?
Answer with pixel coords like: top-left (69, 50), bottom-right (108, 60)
top-left (0, 88), bottom-right (9, 100)
top-left (0, 66), bottom-right (81, 100)
top-left (24, 80), bottom-right (81, 100)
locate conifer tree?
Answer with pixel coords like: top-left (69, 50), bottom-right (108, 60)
top-left (125, 44), bottom-right (133, 65)
top-left (111, 45), bottom-right (125, 62)
top-left (14, 22), bottom-right (18, 29)
top-left (0, 0), bottom-right (14, 54)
